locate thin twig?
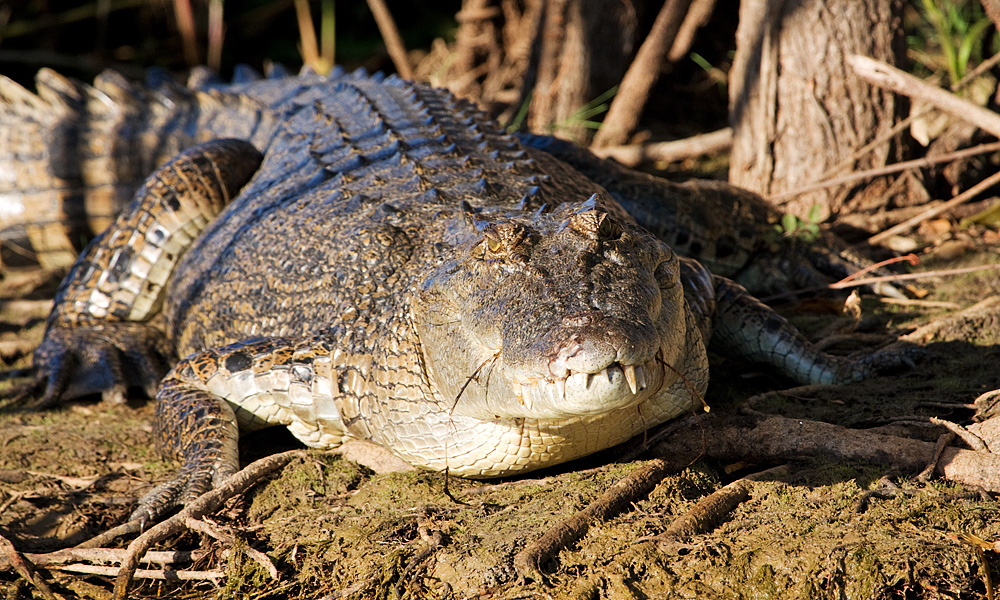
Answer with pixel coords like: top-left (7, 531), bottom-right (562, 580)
top-left (185, 516), bottom-right (278, 580)
top-left (769, 141), bottom-right (1000, 202)
top-left (0, 547), bottom-right (205, 570)
top-left (875, 297), bottom-right (962, 309)
top-left (867, 168), bottom-right (1000, 246)
top-left (52, 563), bottom-right (224, 580)
top-left (928, 417), bottom-right (988, 451)
top-left (762, 263), bottom-right (1000, 302)
top-left (74, 519), bottom-right (143, 549)
top-left (513, 457), bottom-right (675, 582)
top-left (0, 532), bottom-right (59, 600)
top-left (639, 464), bottom-right (789, 543)
top-left (808, 50), bottom-right (1000, 185)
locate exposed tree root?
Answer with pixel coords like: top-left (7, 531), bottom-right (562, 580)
top-left (646, 464), bottom-right (790, 545)
top-left (513, 406), bottom-right (1000, 583)
top-left (513, 456), bottom-right (677, 582)
top-left (0, 532), bottom-right (59, 600)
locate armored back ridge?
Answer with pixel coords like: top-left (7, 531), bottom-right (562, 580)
top-left (13, 69), bottom-right (912, 524)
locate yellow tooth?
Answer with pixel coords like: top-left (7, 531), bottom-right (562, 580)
top-left (624, 365), bottom-right (638, 394)
top-left (521, 384), bottom-right (533, 409)
top-left (554, 377), bottom-right (566, 400)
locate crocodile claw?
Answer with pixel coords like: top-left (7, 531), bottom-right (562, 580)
top-left (32, 323), bottom-right (173, 408)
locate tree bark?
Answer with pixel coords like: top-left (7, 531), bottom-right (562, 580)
top-left (728, 0), bottom-right (906, 220)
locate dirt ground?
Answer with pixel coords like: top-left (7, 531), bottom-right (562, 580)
top-left (3, 236), bottom-right (1000, 599)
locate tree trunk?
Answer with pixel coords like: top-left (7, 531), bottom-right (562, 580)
top-left (422, 0), bottom-right (643, 139)
top-left (728, 0), bottom-right (906, 221)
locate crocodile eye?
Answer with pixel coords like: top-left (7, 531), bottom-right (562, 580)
top-left (486, 236), bottom-right (503, 253)
top-left (598, 217), bottom-right (622, 240)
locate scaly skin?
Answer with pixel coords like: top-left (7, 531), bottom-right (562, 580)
top-left (22, 73), bottom-right (912, 524)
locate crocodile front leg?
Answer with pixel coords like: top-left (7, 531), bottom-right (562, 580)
top-left (709, 275), bottom-right (911, 384)
top-left (132, 335), bottom-right (350, 522)
top-left (33, 139), bottom-right (263, 406)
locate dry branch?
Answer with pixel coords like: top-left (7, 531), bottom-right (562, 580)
top-left (0, 533), bottom-right (58, 600)
top-left (53, 563), bottom-right (224, 580)
top-left (591, 127), bottom-right (733, 167)
top-left (365, 0), bottom-right (413, 79)
top-left (646, 464), bottom-right (789, 542)
top-left (651, 411), bottom-right (1000, 493)
top-left (769, 141), bottom-right (1000, 202)
top-left (591, 0), bottom-right (693, 148)
top-left (848, 54), bottom-right (1000, 139)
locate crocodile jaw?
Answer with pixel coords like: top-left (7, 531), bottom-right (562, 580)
top-left (506, 350), bottom-right (673, 418)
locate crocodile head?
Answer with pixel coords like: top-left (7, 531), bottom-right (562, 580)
top-left (412, 194), bottom-right (691, 420)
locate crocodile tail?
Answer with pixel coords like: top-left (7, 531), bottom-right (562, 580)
top-left (0, 69), bottom-right (275, 269)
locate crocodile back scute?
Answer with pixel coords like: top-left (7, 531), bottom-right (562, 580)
top-left (164, 75), bottom-right (607, 357)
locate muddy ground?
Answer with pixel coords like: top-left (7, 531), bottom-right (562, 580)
top-left (3, 238), bottom-right (1000, 599)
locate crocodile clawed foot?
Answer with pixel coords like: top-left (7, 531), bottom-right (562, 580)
top-left (129, 466), bottom-right (212, 524)
top-left (129, 450), bottom-right (237, 524)
top-left (32, 323), bottom-right (173, 408)
top-left (849, 344), bottom-right (926, 382)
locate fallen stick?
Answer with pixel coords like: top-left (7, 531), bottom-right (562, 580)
top-left (0, 532), bottom-right (58, 600)
top-left (762, 263), bottom-right (1000, 301)
top-left (769, 141), bottom-right (1000, 202)
top-left (590, 127), bottom-right (733, 167)
top-left (644, 464), bottom-right (790, 543)
top-left (652, 412), bottom-right (1000, 493)
top-left (848, 54), bottom-right (1000, 139)
top-left (53, 563), bottom-right (224, 580)
top-left (0, 547), bottom-right (204, 570)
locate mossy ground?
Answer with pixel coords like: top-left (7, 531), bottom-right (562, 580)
top-left (2, 249), bottom-right (1000, 599)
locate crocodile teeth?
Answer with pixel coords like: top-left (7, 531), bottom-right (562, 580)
top-left (624, 365), bottom-right (639, 395)
top-left (605, 367), bottom-right (614, 383)
top-left (585, 372), bottom-right (596, 390)
top-left (554, 377), bottom-right (566, 400)
top-left (521, 384), bottom-right (533, 409)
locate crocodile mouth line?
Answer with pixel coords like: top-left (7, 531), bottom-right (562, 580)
top-left (512, 348), bottom-right (668, 411)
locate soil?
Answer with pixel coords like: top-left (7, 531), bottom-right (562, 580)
top-left (3, 229), bottom-right (1000, 599)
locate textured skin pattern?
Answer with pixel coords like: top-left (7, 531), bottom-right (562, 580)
top-left (22, 71), bottom-right (911, 521)
top-left (0, 68), bottom-right (275, 268)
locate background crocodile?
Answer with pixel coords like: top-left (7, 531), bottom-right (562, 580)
top-left (6, 69), bottom-right (908, 523)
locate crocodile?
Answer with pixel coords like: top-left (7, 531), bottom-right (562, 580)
top-left (0, 67), bottom-right (888, 298)
top-left (6, 68), bottom-right (910, 523)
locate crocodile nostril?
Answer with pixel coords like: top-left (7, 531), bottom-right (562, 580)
top-left (547, 335), bottom-right (616, 378)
